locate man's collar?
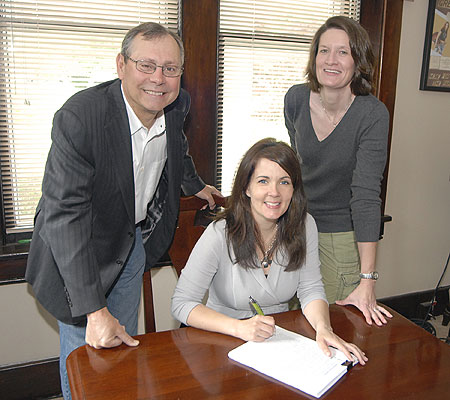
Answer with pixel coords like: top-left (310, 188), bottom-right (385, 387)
top-left (120, 85), bottom-right (165, 135)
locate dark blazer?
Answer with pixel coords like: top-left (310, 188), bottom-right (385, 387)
top-left (25, 79), bottom-right (205, 324)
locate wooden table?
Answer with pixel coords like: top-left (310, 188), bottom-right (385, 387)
top-left (67, 305), bottom-right (450, 399)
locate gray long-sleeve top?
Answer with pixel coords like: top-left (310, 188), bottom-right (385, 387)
top-left (171, 214), bottom-right (326, 324)
top-left (284, 84), bottom-right (389, 242)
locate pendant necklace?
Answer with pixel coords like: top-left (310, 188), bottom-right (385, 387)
top-left (319, 93), bottom-right (354, 127)
top-left (260, 224), bottom-right (278, 269)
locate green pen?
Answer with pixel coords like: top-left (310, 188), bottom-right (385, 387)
top-left (249, 296), bottom-right (264, 316)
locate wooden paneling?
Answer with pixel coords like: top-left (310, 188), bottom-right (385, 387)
top-left (0, 358), bottom-right (60, 400)
top-left (360, 0), bottom-right (404, 214)
top-left (181, 0), bottom-right (219, 186)
top-left (0, 253), bottom-right (27, 285)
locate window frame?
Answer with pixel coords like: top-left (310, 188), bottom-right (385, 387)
top-left (0, 0), bottom-right (180, 245)
top-left (216, 1), bottom-right (361, 195)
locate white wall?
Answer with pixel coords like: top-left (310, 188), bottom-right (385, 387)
top-left (375, 0), bottom-right (450, 298)
top-left (1, 0), bottom-right (449, 368)
top-left (1, 267), bottom-right (179, 366)
top-left (1, 283), bottom-right (60, 365)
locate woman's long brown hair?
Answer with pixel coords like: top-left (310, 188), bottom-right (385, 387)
top-left (216, 138), bottom-right (308, 271)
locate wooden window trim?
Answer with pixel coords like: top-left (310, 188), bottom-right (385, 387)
top-left (360, 0), bottom-right (403, 215)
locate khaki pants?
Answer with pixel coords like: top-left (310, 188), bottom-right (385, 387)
top-left (319, 231), bottom-right (360, 304)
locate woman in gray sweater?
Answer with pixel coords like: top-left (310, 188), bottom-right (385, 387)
top-left (284, 16), bottom-right (392, 326)
top-left (172, 138), bottom-right (367, 364)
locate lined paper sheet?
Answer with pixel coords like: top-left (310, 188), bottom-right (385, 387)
top-left (228, 326), bottom-right (357, 398)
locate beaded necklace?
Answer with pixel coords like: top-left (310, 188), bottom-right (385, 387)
top-left (260, 224), bottom-right (278, 269)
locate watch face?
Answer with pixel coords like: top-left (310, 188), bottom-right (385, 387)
top-left (372, 271), bottom-right (379, 280)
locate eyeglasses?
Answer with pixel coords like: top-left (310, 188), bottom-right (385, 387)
top-left (126, 56), bottom-right (184, 77)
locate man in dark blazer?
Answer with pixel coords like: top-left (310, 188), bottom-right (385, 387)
top-left (25, 22), bottom-right (220, 399)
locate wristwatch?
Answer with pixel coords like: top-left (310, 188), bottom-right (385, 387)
top-left (359, 271), bottom-right (379, 280)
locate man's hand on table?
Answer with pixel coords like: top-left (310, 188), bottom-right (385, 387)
top-left (86, 307), bottom-right (139, 349)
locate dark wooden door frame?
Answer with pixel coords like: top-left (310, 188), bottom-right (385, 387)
top-left (360, 0), bottom-right (404, 215)
top-left (181, 0), bottom-right (219, 187)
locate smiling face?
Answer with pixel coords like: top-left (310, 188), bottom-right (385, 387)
top-left (245, 158), bottom-right (294, 228)
top-left (116, 34), bottom-right (182, 128)
top-left (315, 28), bottom-right (355, 91)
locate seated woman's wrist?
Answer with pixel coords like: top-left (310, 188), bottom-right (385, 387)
top-left (315, 322), bottom-right (333, 333)
top-left (227, 318), bottom-right (240, 338)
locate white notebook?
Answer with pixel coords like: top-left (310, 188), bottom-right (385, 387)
top-left (228, 326), bottom-right (357, 398)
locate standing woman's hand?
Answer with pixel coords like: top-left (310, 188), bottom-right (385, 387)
top-left (340, 242), bottom-right (393, 326)
top-left (336, 281), bottom-right (392, 326)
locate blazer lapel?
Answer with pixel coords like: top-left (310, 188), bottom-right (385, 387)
top-left (106, 81), bottom-right (135, 225)
top-left (249, 263), bottom-right (280, 304)
top-left (163, 103), bottom-right (184, 197)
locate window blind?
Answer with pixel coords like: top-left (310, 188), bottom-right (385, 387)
top-left (218, 0), bottom-right (360, 194)
top-left (0, 0), bottom-right (179, 237)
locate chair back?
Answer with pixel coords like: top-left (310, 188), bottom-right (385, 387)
top-left (169, 194), bottom-right (227, 277)
top-left (143, 194), bottom-right (227, 333)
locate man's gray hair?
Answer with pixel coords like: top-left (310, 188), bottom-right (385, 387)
top-left (121, 22), bottom-right (184, 64)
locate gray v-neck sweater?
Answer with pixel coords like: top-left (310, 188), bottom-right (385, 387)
top-left (284, 84), bottom-right (389, 242)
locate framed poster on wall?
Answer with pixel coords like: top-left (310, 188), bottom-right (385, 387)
top-left (420, 0), bottom-right (450, 91)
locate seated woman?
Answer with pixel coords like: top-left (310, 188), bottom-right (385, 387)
top-left (171, 138), bottom-right (367, 364)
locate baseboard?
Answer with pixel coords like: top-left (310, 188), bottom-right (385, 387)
top-left (0, 358), bottom-right (61, 400)
top-left (379, 285), bottom-right (450, 320)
